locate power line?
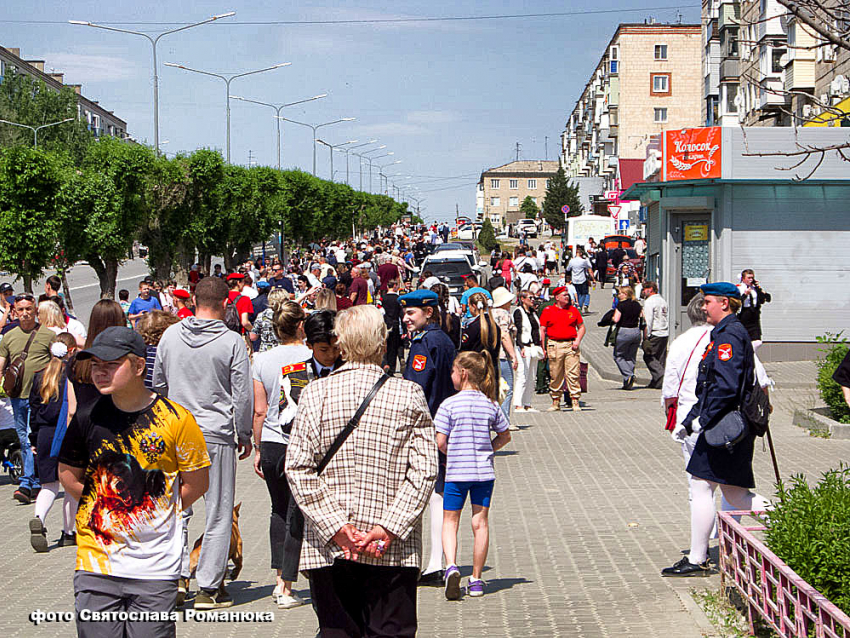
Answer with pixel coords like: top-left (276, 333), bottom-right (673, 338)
top-left (3, 6), bottom-right (693, 26)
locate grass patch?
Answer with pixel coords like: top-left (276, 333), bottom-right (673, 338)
top-left (693, 586), bottom-right (776, 638)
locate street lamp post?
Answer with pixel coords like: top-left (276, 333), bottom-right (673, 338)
top-left (315, 139), bottom-right (357, 182)
top-left (0, 118), bottom-right (74, 147)
top-left (356, 147), bottom-right (390, 193)
top-left (276, 117), bottom-right (356, 176)
top-left (229, 94), bottom-right (327, 169)
top-left (340, 140), bottom-right (377, 187)
top-left (351, 143), bottom-right (384, 191)
top-left (367, 154), bottom-right (394, 194)
top-left (70, 12), bottom-right (235, 156)
top-left (376, 161), bottom-right (402, 195)
top-left (164, 61), bottom-right (291, 163)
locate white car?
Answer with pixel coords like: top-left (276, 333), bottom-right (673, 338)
top-left (516, 219), bottom-right (538, 238)
top-left (456, 224), bottom-right (476, 240)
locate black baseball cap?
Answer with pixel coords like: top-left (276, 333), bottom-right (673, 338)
top-left (0, 283), bottom-right (12, 294)
top-left (77, 326), bottom-right (147, 361)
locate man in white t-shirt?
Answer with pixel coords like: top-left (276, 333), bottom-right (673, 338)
top-left (641, 281), bottom-right (669, 388)
top-left (566, 249), bottom-right (595, 314)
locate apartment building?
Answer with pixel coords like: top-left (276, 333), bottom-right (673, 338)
top-left (560, 23), bottom-right (703, 195)
top-left (0, 45), bottom-right (128, 139)
top-left (702, 0), bottom-right (850, 127)
top-left (478, 160), bottom-right (558, 227)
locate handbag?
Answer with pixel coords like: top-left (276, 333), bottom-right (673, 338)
top-left (604, 324), bottom-right (619, 347)
top-left (704, 410), bottom-right (749, 452)
top-left (316, 373), bottom-right (390, 475)
top-left (665, 332), bottom-right (708, 431)
top-left (2, 326), bottom-right (40, 398)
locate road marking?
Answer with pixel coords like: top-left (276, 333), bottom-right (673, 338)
top-left (68, 274), bottom-right (147, 292)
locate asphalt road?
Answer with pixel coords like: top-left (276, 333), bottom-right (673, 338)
top-left (1, 259), bottom-right (152, 329)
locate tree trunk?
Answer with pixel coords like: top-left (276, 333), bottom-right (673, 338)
top-left (23, 273), bottom-right (33, 295)
top-left (174, 243), bottom-right (193, 287)
top-left (87, 256), bottom-right (119, 299)
top-left (203, 253), bottom-right (212, 277)
top-left (60, 271), bottom-right (75, 315)
top-left (223, 250), bottom-right (237, 273)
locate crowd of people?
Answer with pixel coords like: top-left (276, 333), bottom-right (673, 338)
top-left (0, 219), bottom-right (785, 636)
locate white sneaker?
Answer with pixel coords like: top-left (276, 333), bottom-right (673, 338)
top-left (524, 407), bottom-right (539, 413)
top-left (508, 423), bottom-right (520, 431)
top-left (513, 406), bottom-right (526, 413)
top-left (271, 584), bottom-right (282, 601)
top-left (276, 592), bottom-right (307, 609)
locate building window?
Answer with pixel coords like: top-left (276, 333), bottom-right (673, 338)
top-left (654, 108), bottom-right (668, 122)
top-left (527, 179), bottom-right (537, 189)
top-left (509, 196), bottom-right (519, 207)
top-left (725, 84), bottom-right (739, 114)
top-left (772, 48), bottom-right (785, 73)
top-left (545, 179), bottom-right (550, 189)
top-left (651, 73), bottom-right (671, 95)
top-left (609, 45), bottom-right (619, 74)
top-left (654, 44), bottom-right (668, 60)
top-left (531, 197), bottom-right (538, 205)
top-left (490, 179), bottom-right (500, 189)
top-left (509, 179), bottom-right (518, 189)
top-left (491, 197), bottom-right (500, 206)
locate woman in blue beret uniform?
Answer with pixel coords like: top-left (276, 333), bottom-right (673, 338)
top-left (399, 288), bottom-right (458, 586)
top-left (662, 282), bottom-right (770, 578)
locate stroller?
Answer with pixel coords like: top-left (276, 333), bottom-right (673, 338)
top-left (0, 428), bottom-right (22, 485)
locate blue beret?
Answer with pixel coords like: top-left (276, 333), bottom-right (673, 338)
top-left (700, 282), bottom-right (740, 298)
top-left (399, 289), bottom-right (440, 308)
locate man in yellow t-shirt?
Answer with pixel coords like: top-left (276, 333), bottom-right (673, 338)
top-left (59, 327), bottom-right (210, 638)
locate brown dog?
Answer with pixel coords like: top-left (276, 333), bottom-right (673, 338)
top-left (189, 503), bottom-right (243, 581)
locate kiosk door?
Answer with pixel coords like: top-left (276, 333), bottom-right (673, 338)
top-left (671, 216), bottom-right (711, 332)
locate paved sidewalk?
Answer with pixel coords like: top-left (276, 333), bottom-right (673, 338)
top-left (1, 304), bottom-right (843, 636)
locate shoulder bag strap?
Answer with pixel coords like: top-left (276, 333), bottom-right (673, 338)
top-left (316, 373), bottom-right (390, 476)
top-left (675, 331), bottom-right (708, 399)
top-left (17, 325), bottom-right (41, 363)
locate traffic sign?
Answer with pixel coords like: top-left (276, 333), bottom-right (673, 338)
top-left (561, 205), bottom-right (570, 215)
top-left (608, 205), bottom-right (622, 220)
top-left (618, 219), bottom-right (630, 230)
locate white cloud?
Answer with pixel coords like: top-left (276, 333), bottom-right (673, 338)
top-left (40, 52), bottom-right (139, 83)
top-left (406, 110), bottom-right (461, 125)
top-left (352, 122), bottom-right (428, 137)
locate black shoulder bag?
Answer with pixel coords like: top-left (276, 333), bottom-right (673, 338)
top-left (316, 373), bottom-right (390, 475)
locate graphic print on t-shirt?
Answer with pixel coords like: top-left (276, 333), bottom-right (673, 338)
top-left (62, 396), bottom-right (210, 579)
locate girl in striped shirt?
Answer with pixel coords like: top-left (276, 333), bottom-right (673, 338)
top-left (435, 351), bottom-right (511, 600)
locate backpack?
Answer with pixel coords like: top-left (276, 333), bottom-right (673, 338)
top-left (224, 295), bottom-right (245, 333)
top-left (743, 382), bottom-right (771, 436)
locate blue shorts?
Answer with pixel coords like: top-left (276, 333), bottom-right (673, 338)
top-left (443, 480), bottom-right (495, 511)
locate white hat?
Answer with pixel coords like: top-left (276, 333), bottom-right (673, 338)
top-left (421, 276), bottom-right (441, 290)
top-left (491, 286), bottom-right (515, 308)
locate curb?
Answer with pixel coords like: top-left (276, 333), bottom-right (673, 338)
top-left (792, 407), bottom-right (850, 439)
top-left (582, 346), bottom-right (652, 386)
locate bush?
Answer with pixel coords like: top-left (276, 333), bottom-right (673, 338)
top-left (815, 332), bottom-right (850, 424)
top-left (478, 218), bottom-right (499, 253)
top-left (765, 466), bottom-right (850, 616)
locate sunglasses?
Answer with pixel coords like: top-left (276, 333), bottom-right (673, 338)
top-left (14, 294), bottom-right (35, 303)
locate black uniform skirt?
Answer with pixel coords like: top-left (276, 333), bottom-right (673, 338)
top-left (36, 425), bottom-right (59, 484)
top-left (738, 307), bottom-right (762, 341)
top-left (686, 430), bottom-right (756, 488)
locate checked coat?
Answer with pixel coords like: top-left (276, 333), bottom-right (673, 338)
top-left (285, 361), bottom-right (438, 572)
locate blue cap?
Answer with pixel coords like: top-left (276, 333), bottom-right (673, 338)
top-left (322, 275), bottom-right (338, 289)
top-left (398, 289), bottom-right (440, 308)
top-left (257, 280), bottom-right (271, 290)
top-left (700, 282), bottom-right (740, 298)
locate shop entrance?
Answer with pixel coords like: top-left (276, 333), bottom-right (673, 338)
top-left (670, 214), bottom-right (711, 332)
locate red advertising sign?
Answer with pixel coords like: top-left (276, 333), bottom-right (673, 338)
top-left (664, 127), bottom-right (721, 181)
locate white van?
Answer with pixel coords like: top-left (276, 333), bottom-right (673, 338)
top-left (516, 219), bottom-right (538, 238)
top-left (564, 215), bottom-right (614, 253)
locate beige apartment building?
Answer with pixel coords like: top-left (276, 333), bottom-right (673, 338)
top-left (478, 160), bottom-right (558, 227)
top-left (0, 45), bottom-right (128, 139)
top-left (561, 23), bottom-right (702, 194)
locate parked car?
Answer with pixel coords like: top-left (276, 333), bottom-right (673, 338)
top-left (420, 256), bottom-right (478, 298)
top-left (457, 223), bottom-right (476, 240)
top-left (516, 219), bottom-right (538, 238)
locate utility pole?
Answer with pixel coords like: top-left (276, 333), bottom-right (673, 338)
top-left (248, 149), bottom-right (254, 166)
top-left (515, 142), bottom-right (521, 161)
top-left (545, 136), bottom-right (549, 160)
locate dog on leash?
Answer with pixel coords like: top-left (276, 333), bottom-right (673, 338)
top-left (189, 503), bottom-right (243, 581)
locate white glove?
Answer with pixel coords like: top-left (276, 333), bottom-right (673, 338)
top-left (691, 416), bottom-right (702, 433)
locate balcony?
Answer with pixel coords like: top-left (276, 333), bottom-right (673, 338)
top-left (784, 59), bottom-right (815, 92)
top-left (718, 2), bottom-right (739, 30)
top-left (706, 18), bottom-right (719, 41)
top-left (720, 57), bottom-right (740, 80)
top-left (759, 77), bottom-right (790, 108)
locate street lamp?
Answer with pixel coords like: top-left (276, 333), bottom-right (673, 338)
top-left (366, 153), bottom-right (394, 194)
top-left (230, 94), bottom-right (327, 170)
top-left (316, 139), bottom-right (358, 183)
top-left (276, 117), bottom-right (356, 176)
top-left (0, 118), bottom-right (74, 147)
top-left (69, 11), bottom-right (235, 156)
top-left (164, 61), bottom-right (291, 163)
top-left (377, 160), bottom-right (402, 195)
top-left (335, 139), bottom-right (377, 188)
top-left (355, 146), bottom-right (389, 193)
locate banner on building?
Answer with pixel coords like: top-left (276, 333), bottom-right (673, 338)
top-left (663, 127), bottom-right (721, 181)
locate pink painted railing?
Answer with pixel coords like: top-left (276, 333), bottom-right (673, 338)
top-left (718, 510), bottom-right (850, 638)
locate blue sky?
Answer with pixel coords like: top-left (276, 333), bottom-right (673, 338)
top-left (2, 1), bottom-right (699, 223)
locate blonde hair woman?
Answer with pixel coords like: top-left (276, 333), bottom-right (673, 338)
top-left (612, 285), bottom-right (643, 389)
top-left (38, 300), bottom-right (66, 334)
top-left (459, 291), bottom-right (502, 386)
top-left (251, 288), bottom-right (290, 353)
top-left (314, 288), bottom-right (337, 312)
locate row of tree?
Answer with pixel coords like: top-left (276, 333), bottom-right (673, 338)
top-left (0, 139), bottom-right (413, 297)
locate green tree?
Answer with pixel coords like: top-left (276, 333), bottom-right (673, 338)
top-left (0, 147), bottom-right (66, 292)
top-left (74, 137), bottom-right (155, 297)
top-left (477, 218), bottom-right (499, 253)
top-left (0, 68), bottom-right (93, 164)
top-left (542, 167), bottom-right (584, 232)
top-left (520, 195), bottom-right (539, 219)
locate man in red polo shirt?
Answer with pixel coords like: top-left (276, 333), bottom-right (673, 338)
top-left (540, 286), bottom-right (586, 412)
top-left (226, 273), bottom-right (254, 333)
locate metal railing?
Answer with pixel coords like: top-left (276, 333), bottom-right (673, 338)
top-left (718, 510), bottom-right (850, 638)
